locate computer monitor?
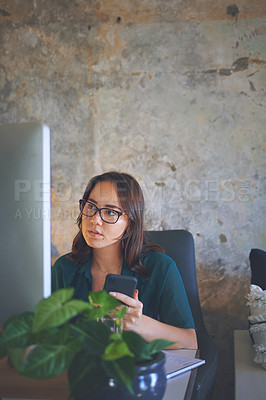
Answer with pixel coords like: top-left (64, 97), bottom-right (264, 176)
top-left (0, 122), bottom-right (51, 325)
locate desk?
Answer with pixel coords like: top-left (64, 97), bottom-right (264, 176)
top-left (234, 330), bottom-right (266, 400)
top-left (0, 349), bottom-right (197, 400)
top-left (164, 349), bottom-right (198, 400)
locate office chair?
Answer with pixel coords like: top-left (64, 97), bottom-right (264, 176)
top-left (146, 230), bottom-right (218, 400)
top-left (249, 248), bottom-right (266, 290)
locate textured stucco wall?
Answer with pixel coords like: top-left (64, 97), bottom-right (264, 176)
top-left (1, 1), bottom-right (266, 399)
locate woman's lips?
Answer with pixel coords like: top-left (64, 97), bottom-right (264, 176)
top-left (88, 230), bottom-right (103, 238)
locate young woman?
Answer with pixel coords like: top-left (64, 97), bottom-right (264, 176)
top-left (52, 172), bottom-right (197, 349)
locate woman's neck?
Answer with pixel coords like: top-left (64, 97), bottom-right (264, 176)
top-left (91, 245), bottom-right (123, 275)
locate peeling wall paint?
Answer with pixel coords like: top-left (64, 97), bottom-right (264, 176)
top-left (1, 1), bottom-right (266, 399)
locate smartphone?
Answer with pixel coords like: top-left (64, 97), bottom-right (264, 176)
top-left (103, 274), bottom-right (138, 298)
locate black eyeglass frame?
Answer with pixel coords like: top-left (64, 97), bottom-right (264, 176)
top-left (79, 199), bottom-right (125, 224)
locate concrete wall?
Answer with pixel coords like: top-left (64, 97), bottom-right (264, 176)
top-left (1, 1), bottom-right (265, 398)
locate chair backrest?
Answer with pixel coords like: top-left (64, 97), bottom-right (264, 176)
top-left (250, 248), bottom-right (266, 290)
top-left (145, 230), bottom-right (207, 336)
top-left (146, 230), bottom-right (218, 400)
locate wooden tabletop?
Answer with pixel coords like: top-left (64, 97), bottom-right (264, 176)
top-left (0, 349), bottom-right (198, 400)
top-left (0, 357), bottom-right (69, 400)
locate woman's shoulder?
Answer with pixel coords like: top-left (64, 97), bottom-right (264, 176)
top-left (142, 251), bottom-right (176, 272)
top-left (141, 251), bottom-right (185, 293)
top-left (52, 253), bottom-right (83, 291)
top-left (143, 250), bottom-right (174, 262)
top-left (53, 253), bottom-right (78, 270)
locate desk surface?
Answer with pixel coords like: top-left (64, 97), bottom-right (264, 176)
top-left (234, 330), bottom-right (266, 400)
top-left (0, 349), bottom-right (197, 400)
top-left (164, 349), bottom-right (197, 400)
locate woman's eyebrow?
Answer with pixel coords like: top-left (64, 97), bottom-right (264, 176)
top-left (87, 197), bottom-right (97, 205)
top-left (105, 204), bottom-right (122, 211)
top-left (88, 198), bottom-right (122, 211)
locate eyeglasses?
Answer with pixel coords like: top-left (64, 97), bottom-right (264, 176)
top-left (79, 199), bottom-right (125, 224)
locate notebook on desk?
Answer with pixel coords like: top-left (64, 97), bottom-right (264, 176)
top-left (164, 350), bottom-right (205, 379)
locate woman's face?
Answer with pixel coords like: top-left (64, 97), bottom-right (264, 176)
top-left (81, 180), bottom-right (129, 250)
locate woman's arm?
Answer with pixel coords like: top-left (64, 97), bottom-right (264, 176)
top-left (110, 290), bottom-right (198, 350)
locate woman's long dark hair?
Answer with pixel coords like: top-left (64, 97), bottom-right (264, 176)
top-left (69, 171), bottom-right (163, 277)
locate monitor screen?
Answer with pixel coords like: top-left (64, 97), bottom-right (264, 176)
top-left (0, 122), bottom-right (51, 325)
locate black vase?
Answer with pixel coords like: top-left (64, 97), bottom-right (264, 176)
top-left (79, 351), bottom-right (167, 400)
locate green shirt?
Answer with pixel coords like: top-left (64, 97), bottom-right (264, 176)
top-left (52, 251), bottom-right (195, 329)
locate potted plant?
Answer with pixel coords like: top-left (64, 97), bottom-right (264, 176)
top-left (0, 288), bottom-right (173, 399)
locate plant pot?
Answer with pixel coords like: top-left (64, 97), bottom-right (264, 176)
top-left (78, 351), bottom-right (166, 400)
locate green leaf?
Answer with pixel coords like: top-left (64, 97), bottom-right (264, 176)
top-left (72, 320), bottom-right (110, 351)
top-left (102, 357), bottom-right (135, 394)
top-left (33, 292), bottom-right (92, 333)
top-left (113, 306), bottom-right (127, 320)
top-left (7, 347), bottom-right (26, 371)
top-left (68, 351), bottom-right (107, 398)
top-left (49, 287), bottom-right (75, 303)
top-left (49, 325), bottom-right (73, 345)
top-left (122, 331), bottom-right (173, 362)
top-left (34, 325), bottom-right (73, 346)
top-left (110, 332), bottom-right (122, 341)
top-left (102, 340), bottom-right (133, 361)
top-left (89, 290), bottom-right (121, 311)
top-left (21, 340), bottom-right (81, 379)
top-left (145, 339), bottom-right (174, 355)
top-left (122, 330), bottom-right (150, 362)
top-left (78, 291), bottom-right (122, 321)
top-left (82, 306), bottom-right (111, 320)
top-left (0, 312), bottom-right (34, 349)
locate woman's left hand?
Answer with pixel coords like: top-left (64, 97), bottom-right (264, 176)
top-left (109, 289), bottom-right (143, 334)
top-left (109, 290), bottom-right (198, 349)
